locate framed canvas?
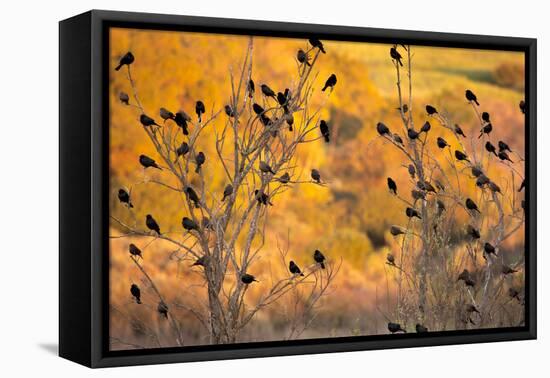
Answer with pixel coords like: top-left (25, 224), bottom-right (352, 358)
top-left (59, 10), bottom-right (537, 368)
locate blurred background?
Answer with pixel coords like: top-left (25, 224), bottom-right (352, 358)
top-left (109, 27), bottom-right (525, 349)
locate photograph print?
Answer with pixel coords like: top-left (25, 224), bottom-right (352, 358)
top-left (108, 26), bottom-right (527, 350)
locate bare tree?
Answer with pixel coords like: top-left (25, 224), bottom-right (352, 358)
top-left (110, 37), bottom-right (340, 345)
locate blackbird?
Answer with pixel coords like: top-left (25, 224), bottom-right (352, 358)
top-left (393, 133), bottom-right (404, 146)
top-left (454, 124), bottom-right (466, 138)
top-left (157, 301), bottom-right (169, 318)
top-left (174, 142), bottom-right (190, 162)
top-left (455, 150), bottom-right (470, 162)
top-left (182, 217), bottom-right (199, 232)
top-left (519, 100), bottom-right (526, 114)
top-left (376, 122), bottom-right (390, 136)
top-left (222, 184), bottom-right (233, 201)
top-left (259, 161), bottom-right (275, 175)
top-left (311, 169), bottom-right (321, 183)
top-left (319, 120), bottom-right (330, 142)
top-left (479, 123), bottom-right (492, 138)
top-left (411, 189), bottom-right (426, 201)
top-left (465, 198), bottom-right (481, 213)
top-left (390, 47), bottom-right (403, 66)
top-left (146, 214), bottom-right (161, 235)
top-left (466, 304), bottom-right (480, 314)
top-left (254, 190), bottom-right (272, 206)
top-left (485, 141), bottom-right (498, 156)
top-left (484, 242), bottom-right (497, 256)
top-left (471, 166), bottom-right (483, 178)
top-left (418, 180), bottom-right (436, 193)
top-left (498, 151), bottom-right (514, 163)
top-left (406, 207), bottom-right (422, 219)
top-left (436, 137), bottom-right (449, 149)
top-left (407, 128), bottom-right (420, 140)
top-left (498, 141), bottom-right (512, 153)
top-left (488, 181), bottom-right (501, 194)
top-left (466, 225), bottom-right (480, 239)
top-left (253, 103), bottom-right (265, 115)
top-left (278, 172), bottom-right (291, 184)
top-left (119, 92), bottom-right (130, 105)
top-left (518, 179), bottom-right (525, 192)
top-left (115, 52), bottom-right (134, 71)
top-left (139, 154), bottom-right (162, 170)
top-left (224, 104), bottom-right (235, 117)
top-left (192, 255), bottom-right (207, 267)
top-left (408, 164), bottom-right (416, 179)
top-left (195, 100), bottom-right (206, 122)
top-left (387, 177), bottom-right (397, 195)
top-left (416, 324), bottom-right (428, 333)
top-left (185, 186), bottom-right (200, 208)
top-left (140, 114), bottom-right (160, 128)
top-left (277, 92), bottom-right (288, 107)
top-left (476, 174), bottom-right (490, 188)
top-left (322, 74), bottom-right (337, 92)
top-left (386, 253), bottom-right (396, 265)
top-left (502, 265), bottom-right (518, 275)
top-left (388, 322), bottom-right (406, 333)
top-left (289, 261), bottom-right (304, 276)
top-left (297, 49), bottom-right (311, 66)
top-left (241, 273), bottom-right (258, 284)
top-left (390, 226), bottom-right (406, 236)
top-left (248, 79), bottom-right (255, 98)
top-left (426, 105), bottom-right (438, 115)
top-left (129, 243), bottom-right (143, 258)
top-left (465, 89), bottom-right (479, 105)
top-left (160, 107), bottom-right (175, 122)
top-left (174, 111), bottom-right (190, 135)
top-left (481, 112), bottom-right (490, 123)
top-left (195, 152), bottom-right (206, 173)
top-left (118, 188), bottom-right (133, 208)
top-left (421, 121), bottom-right (431, 133)
top-left (313, 250), bottom-right (326, 269)
top-left (309, 38), bottom-right (326, 53)
top-left (457, 269), bottom-right (471, 282)
top-left (396, 104), bottom-right (409, 114)
top-left (285, 112), bottom-right (294, 131)
top-left (261, 84), bottom-right (276, 98)
top-left (130, 284), bottom-right (141, 304)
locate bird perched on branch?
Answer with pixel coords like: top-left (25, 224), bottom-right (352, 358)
top-left (482, 112), bottom-right (491, 123)
top-left (390, 225), bottom-right (406, 236)
top-left (241, 273), bottom-right (258, 284)
top-left (466, 225), bottom-right (480, 240)
top-left (479, 123), bottom-right (492, 138)
top-left (465, 198), bottom-right (481, 214)
top-left (289, 261), bottom-right (304, 276)
top-left (393, 133), bottom-right (404, 146)
top-left (485, 141), bottom-right (498, 156)
top-left (498, 151), bottom-right (514, 163)
top-left (388, 322), bottom-right (406, 333)
top-left (129, 243), bottom-right (142, 259)
top-left (146, 214), bottom-right (161, 235)
top-left (254, 190), bottom-right (272, 206)
top-left (406, 207), bottom-right (422, 219)
top-left (455, 150), bottom-right (470, 163)
top-left (457, 269), bottom-right (471, 282)
top-left (130, 284), bottom-right (141, 304)
top-left (182, 217), bottom-right (199, 232)
top-left (285, 112), bottom-right (294, 131)
top-left (157, 301), bottom-right (169, 319)
top-left (476, 174), bottom-right (490, 188)
top-left (454, 124), bottom-right (466, 138)
top-left (174, 142), bottom-right (190, 163)
top-left (386, 253), bottom-right (396, 266)
top-left (115, 51), bottom-right (134, 71)
top-left (222, 184), bottom-right (233, 202)
top-left (278, 172), bottom-right (291, 184)
top-left (139, 154), bottom-right (162, 170)
top-left (314, 250), bottom-right (326, 269)
top-left (311, 169), bottom-right (321, 183)
top-left (140, 114), bottom-right (160, 128)
top-left (118, 188), bottom-right (133, 208)
top-left (421, 121), bottom-right (431, 133)
top-left (484, 242), bottom-right (497, 256)
top-left (376, 122), bottom-right (391, 136)
top-left (426, 105), bottom-right (438, 115)
top-left (466, 304), bottom-right (480, 314)
top-left (396, 104), bottom-right (408, 114)
top-left (390, 46), bottom-right (403, 66)
top-left (119, 92), bottom-right (130, 105)
top-left (407, 128), bottom-right (420, 140)
top-left (174, 111), bottom-right (190, 135)
top-left (319, 120), bottom-right (330, 142)
top-left (412, 189), bottom-right (426, 201)
top-left (224, 104), bottom-right (235, 118)
top-left (195, 152), bottom-right (206, 173)
top-left (322, 74), bottom-right (337, 92)
top-left (259, 161), bottom-right (275, 175)
top-left (261, 84), bottom-right (276, 98)
top-left (519, 100), bottom-right (526, 114)
top-left (252, 103), bottom-right (265, 115)
top-left (408, 164), bottom-right (416, 179)
top-left (498, 141), bottom-right (512, 153)
top-left (465, 89), bottom-right (479, 105)
top-left (297, 49), bottom-right (311, 66)
top-left (309, 38), bottom-right (326, 53)
top-left (247, 79), bottom-right (255, 98)
top-left (471, 166), bottom-right (483, 178)
top-left (488, 181), bottom-right (501, 194)
top-left (416, 324), bottom-right (428, 333)
top-left (160, 107), bottom-right (175, 122)
top-left (192, 255), bottom-right (207, 267)
top-left (387, 177), bottom-right (397, 195)
top-left (418, 180), bottom-right (436, 194)
top-left (185, 186), bottom-right (201, 208)
top-left (195, 100), bottom-right (205, 123)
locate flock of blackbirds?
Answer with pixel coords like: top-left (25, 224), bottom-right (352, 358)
top-left (383, 45), bottom-right (526, 334)
top-left (115, 39), bottom-right (337, 320)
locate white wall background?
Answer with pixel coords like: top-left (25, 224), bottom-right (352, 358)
top-left (0, 0), bottom-right (545, 376)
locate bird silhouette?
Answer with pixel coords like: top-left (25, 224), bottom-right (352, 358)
top-left (174, 142), bottom-right (190, 163)
top-left (119, 92), bottom-right (130, 105)
top-left (261, 84), bottom-right (276, 98)
top-left (390, 226), bottom-right (406, 236)
top-left (421, 121), bottom-right (431, 133)
top-left (457, 269), bottom-right (471, 282)
top-left (488, 181), bottom-right (501, 194)
top-left (253, 103), bottom-right (265, 115)
top-left (159, 107), bottom-right (175, 122)
top-left (130, 284), bottom-right (141, 304)
top-left (309, 38), bottom-right (326, 53)
top-left (278, 172), bottom-right (291, 184)
top-left (476, 174), bottom-right (490, 188)
top-left (322, 74), bottom-right (337, 92)
top-left (407, 128), bottom-right (420, 140)
top-left (376, 122), bottom-right (391, 136)
top-left (484, 242), bottom-right (497, 256)
top-left (222, 184), bottom-right (233, 202)
top-left (388, 322), bottom-right (406, 333)
top-left (140, 114), bottom-right (160, 128)
top-left (466, 304), bottom-right (480, 314)
top-left (182, 217), bottom-right (199, 232)
top-left (285, 112), bottom-right (294, 131)
top-left (386, 253), bottom-right (396, 266)
top-left (139, 154), bottom-right (162, 170)
top-left (319, 120), bottom-right (330, 142)
top-left (485, 141), bottom-right (498, 156)
top-left (393, 133), bottom-right (404, 145)
top-left (465, 89), bottom-right (479, 105)
top-left (390, 47), bottom-right (403, 66)
top-left (185, 186), bottom-right (201, 208)
top-left (498, 141), bottom-right (512, 153)
top-left (471, 166), bottom-right (483, 178)
top-left (498, 151), bottom-right (514, 163)
top-left (313, 250), bottom-right (326, 269)
top-left (254, 190), bottom-right (272, 206)
top-left (247, 79), bottom-right (255, 98)
top-left (455, 150), bottom-right (470, 162)
top-left (416, 324), bottom-right (428, 333)
top-left (454, 124), bottom-right (466, 138)
top-left (406, 207), bottom-right (422, 219)
top-left (129, 243), bottom-right (142, 258)
top-left (297, 49), bottom-right (311, 66)
top-left (465, 198), bottom-right (481, 214)
top-left (482, 112), bottom-right (491, 123)
top-left (519, 100), bottom-right (526, 114)
top-left (241, 273), bottom-right (258, 284)
top-left (426, 105), bottom-right (438, 115)
top-left (311, 169), bottom-right (321, 183)
top-left (387, 177), bottom-right (397, 195)
top-left (408, 164), bottom-right (416, 179)
top-left (146, 214), bottom-right (161, 235)
top-left (224, 105), bottom-right (235, 117)
top-left (195, 152), bottom-right (206, 173)
top-left (466, 225), bottom-right (480, 239)
top-left (192, 255), bottom-right (207, 267)
top-left (479, 123), bottom-right (492, 138)
top-left (195, 100), bottom-right (205, 122)
top-left (259, 161), bottom-right (275, 175)
top-left (115, 52), bottom-right (134, 71)
top-left (289, 261), bottom-right (304, 276)
top-left (174, 111), bottom-right (190, 135)
top-left (118, 188), bottom-right (133, 208)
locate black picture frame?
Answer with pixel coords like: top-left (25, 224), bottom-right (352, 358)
top-left (59, 9), bottom-right (537, 368)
